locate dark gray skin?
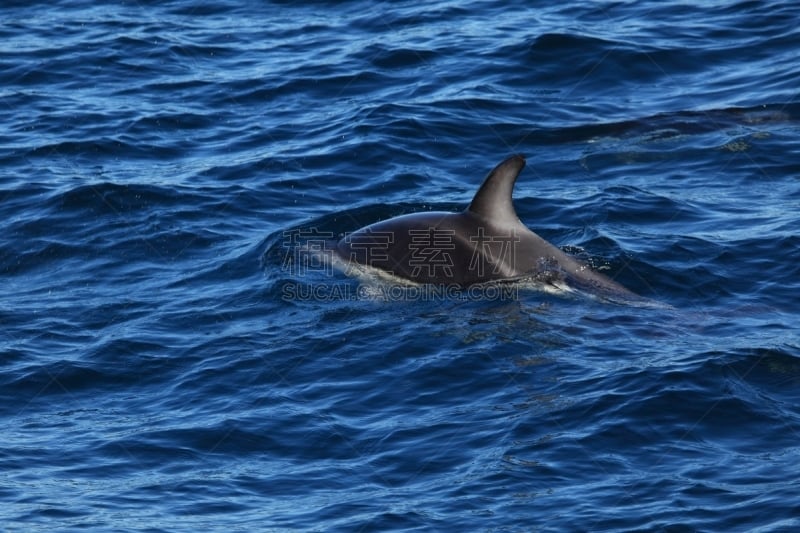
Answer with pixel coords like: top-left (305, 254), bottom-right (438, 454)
top-left (336, 155), bottom-right (638, 298)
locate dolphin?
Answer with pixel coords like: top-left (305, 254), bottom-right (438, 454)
top-left (335, 155), bottom-right (638, 299)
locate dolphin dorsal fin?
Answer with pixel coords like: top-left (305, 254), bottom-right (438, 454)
top-left (467, 154), bottom-right (526, 225)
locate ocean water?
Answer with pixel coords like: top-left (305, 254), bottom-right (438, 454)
top-left (2, 0), bottom-right (799, 530)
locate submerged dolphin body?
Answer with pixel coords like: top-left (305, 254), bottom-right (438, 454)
top-left (335, 155), bottom-right (638, 300)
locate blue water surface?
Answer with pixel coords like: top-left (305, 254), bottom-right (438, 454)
top-left (2, 1), bottom-right (800, 531)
